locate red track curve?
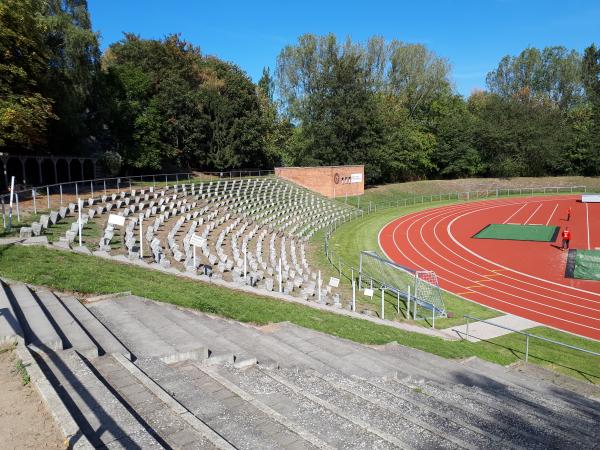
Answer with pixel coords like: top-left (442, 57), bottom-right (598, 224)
top-left (378, 195), bottom-right (600, 341)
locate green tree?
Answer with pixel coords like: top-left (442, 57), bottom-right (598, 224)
top-left (41, 0), bottom-right (102, 154)
top-left (582, 44), bottom-right (600, 174)
top-left (0, 0), bottom-right (56, 150)
top-left (486, 46), bottom-right (584, 110)
top-left (104, 34), bottom-right (268, 172)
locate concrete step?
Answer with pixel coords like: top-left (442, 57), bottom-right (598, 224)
top-left (442, 376), bottom-right (598, 447)
top-left (88, 299), bottom-right (179, 358)
top-left (213, 364), bottom-right (398, 449)
top-left (269, 323), bottom-right (396, 377)
top-left (33, 289), bottom-right (99, 359)
top-left (137, 357), bottom-right (317, 449)
top-left (33, 349), bottom-right (163, 448)
top-left (5, 282), bottom-right (63, 351)
top-left (59, 295), bottom-right (132, 360)
top-left (0, 280), bottom-right (23, 345)
top-left (461, 357), bottom-right (600, 424)
top-left (367, 376), bottom-right (546, 449)
top-left (94, 354), bottom-right (224, 450)
top-left (269, 367), bottom-right (464, 450)
top-left (395, 376), bottom-right (591, 449)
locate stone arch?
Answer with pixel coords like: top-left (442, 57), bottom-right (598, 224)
top-left (83, 159), bottom-right (95, 180)
top-left (56, 159), bottom-right (69, 183)
top-left (41, 159), bottom-right (55, 185)
top-left (70, 159), bottom-right (82, 182)
top-left (24, 158), bottom-right (40, 186)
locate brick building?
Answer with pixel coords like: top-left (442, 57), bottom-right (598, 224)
top-left (275, 165), bottom-right (364, 198)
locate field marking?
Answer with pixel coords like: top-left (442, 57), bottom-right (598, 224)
top-left (503, 203), bottom-right (527, 224)
top-left (386, 206), bottom-right (600, 332)
top-left (446, 206), bottom-right (600, 299)
top-left (395, 203), bottom-right (600, 314)
top-left (545, 203), bottom-right (559, 226)
top-left (381, 199), bottom-right (600, 304)
top-left (523, 203), bottom-right (543, 224)
top-left (586, 202), bottom-right (591, 250)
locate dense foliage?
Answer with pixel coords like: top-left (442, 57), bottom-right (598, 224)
top-left (1, 2), bottom-right (599, 181)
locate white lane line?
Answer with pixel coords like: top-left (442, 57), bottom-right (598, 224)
top-left (523, 203), bottom-right (543, 225)
top-left (586, 202), bottom-right (591, 250)
top-left (446, 208), bottom-right (600, 298)
top-left (389, 210), bottom-right (600, 331)
top-left (503, 203), bottom-right (527, 224)
top-left (404, 205), bottom-right (600, 315)
top-left (379, 196), bottom-right (600, 301)
top-left (546, 204), bottom-right (559, 226)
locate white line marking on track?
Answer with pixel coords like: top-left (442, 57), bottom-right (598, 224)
top-left (524, 203), bottom-right (543, 224)
top-left (387, 205), bottom-right (600, 331)
top-left (503, 203), bottom-right (527, 224)
top-left (546, 204), bottom-right (559, 226)
top-left (586, 202), bottom-right (591, 250)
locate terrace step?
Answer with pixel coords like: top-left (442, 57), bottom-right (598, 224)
top-left (34, 289), bottom-right (99, 358)
top-left (212, 364), bottom-right (399, 449)
top-left (59, 295), bottom-right (132, 360)
top-left (0, 280), bottom-right (23, 346)
top-left (3, 281), bottom-right (63, 351)
top-left (137, 357), bottom-right (318, 449)
top-left (94, 353), bottom-right (225, 449)
top-left (33, 349), bottom-right (163, 448)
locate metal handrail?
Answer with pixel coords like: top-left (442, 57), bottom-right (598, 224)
top-left (461, 314), bottom-right (600, 362)
top-left (354, 185), bottom-right (588, 212)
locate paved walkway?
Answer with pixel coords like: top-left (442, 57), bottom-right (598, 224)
top-left (443, 314), bottom-right (540, 342)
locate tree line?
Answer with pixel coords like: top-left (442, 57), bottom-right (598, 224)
top-left (2, 1), bottom-right (600, 183)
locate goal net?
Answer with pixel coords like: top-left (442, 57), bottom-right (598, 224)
top-left (359, 251), bottom-right (446, 317)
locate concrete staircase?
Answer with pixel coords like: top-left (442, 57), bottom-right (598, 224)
top-left (1, 281), bottom-right (598, 449)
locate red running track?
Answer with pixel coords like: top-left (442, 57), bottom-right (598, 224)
top-left (378, 195), bottom-right (600, 341)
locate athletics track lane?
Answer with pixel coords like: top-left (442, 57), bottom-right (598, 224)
top-left (378, 196), bottom-right (600, 340)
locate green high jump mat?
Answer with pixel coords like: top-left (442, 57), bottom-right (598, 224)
top-left (566, 250), bottom-right (600, 281)
top-left (473, 223), bottom-right (559, 242)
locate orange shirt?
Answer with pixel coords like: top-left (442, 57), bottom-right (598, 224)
top-left (562, 230), bottom-right (571, 240)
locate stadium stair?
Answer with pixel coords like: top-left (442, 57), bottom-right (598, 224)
top-left (1, 279), bottom-right (599, 448)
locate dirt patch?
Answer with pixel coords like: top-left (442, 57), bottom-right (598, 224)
top-left (0, 346), bottom-right (64, 450)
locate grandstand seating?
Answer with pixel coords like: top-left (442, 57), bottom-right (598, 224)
top-left (2, 280), bottom-right (598, 448)
top-left (21, 177), bottom-right (357, 306)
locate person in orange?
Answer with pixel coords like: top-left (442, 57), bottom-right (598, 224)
top-left (567, 207), bottom-right (572, 221)
top-left (561, 227), bottom-right (572, 251)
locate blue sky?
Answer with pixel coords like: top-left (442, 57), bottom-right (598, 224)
top-left (89, 0), bottom-right (600, 97)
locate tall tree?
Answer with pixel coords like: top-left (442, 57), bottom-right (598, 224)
top-left (42, 0), bottom-right (102, 153)
top-left (581, 44), bottom-right (600, 174)
top-left (486, 46), bottom-right (584, 110)
top-left (0, 0), bottom-right (56, 150)
top-left (104, 34), bottom-right (268, 172)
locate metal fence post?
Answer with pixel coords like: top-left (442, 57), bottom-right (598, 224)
top-left (381, 288), bottom-right (385, 320)
top-left (103, 180), bottom-right (107, 196)
top-left (466, 316), bottom-right (470, 340)
top-left (352, 279), bottom-right (356, 312)
top-left (15, 193), bottom-right (20, 222)
top-left (47, 186), bottom-right (50, 209)
top-left (75, 182), bottom-right (78, 198)
top-left (32, 189), bottom-right (36, 214)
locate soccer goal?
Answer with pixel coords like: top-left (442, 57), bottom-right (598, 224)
top-left (359, 251), bottom-right (447, 320)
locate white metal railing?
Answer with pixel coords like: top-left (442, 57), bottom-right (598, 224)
top-left (459, 314), bottom-right (600, 363)
top-left (0, 170), bottom-right (275, 230)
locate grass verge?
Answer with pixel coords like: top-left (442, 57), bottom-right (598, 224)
top-left (0, 244), bottom-right (598, 384)
top-left (312, 202), bottom-right (502, 328)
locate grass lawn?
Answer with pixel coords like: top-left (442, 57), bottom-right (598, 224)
top-left (1, 244), bottom-right (597, 384)
top-left (338, 175), bottom-right (600, 208)
top-left (312, 202), bottom-right (503, 328)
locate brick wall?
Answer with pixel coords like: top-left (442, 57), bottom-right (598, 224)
top-left (275, 165), bottom-right (364, 198)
